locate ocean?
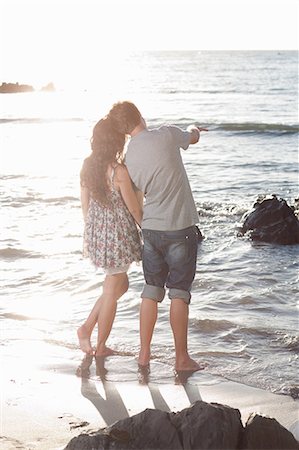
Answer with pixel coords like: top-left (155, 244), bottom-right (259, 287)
top-left (1, 50), bottom-right (298, 399)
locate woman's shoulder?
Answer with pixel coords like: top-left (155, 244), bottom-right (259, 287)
top-left (113, 163), bottom-right (129, 178)
top-left (80, 156), bottom-right (92, 184)
top-left (81, 155), bottom-right (92, 170)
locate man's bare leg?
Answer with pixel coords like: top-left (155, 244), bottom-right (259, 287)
top-left (138, 298), bottom-right (158, 366)
top-left (170, 298), bottom-right (200, 371)
top-left (96, 273), bottom-right (128, 356)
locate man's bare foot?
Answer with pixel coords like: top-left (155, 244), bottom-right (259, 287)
top-left (175, 356), bottom-right (206, 372)
top-left (138, 349), bottom-right (150, 366)
top-left (137, 363), bottom-right (150, 384)
top-left (77, 325), bottom-right (94, 355)
top-left (95, 346), bottom-right (116, 357)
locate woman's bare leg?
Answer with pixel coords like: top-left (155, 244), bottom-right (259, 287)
top-left (77, 296), bottom-right (102, 355)
top-left (78, 272), bottom-right (128, 355)
top-left (96, 272), bottom-right (129, 356)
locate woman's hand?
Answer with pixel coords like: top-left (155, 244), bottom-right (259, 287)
top-left (114, 165), bottom-right (143, 226)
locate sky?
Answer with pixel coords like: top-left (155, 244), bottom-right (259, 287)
top-left (0, 0), bottom-right (298, 88)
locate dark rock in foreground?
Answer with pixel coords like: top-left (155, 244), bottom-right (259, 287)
top-left (239, 195), bottom-right (299, 245)
top-left (239, 413), bottom-right (299, 449)
top-left (64, 400), bottom-right (298, 450)
top-left (171, 401), bottom-right (242, 449)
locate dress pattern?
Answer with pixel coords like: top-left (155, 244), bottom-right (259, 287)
top-left (83, 186), bottom-right (142, 270)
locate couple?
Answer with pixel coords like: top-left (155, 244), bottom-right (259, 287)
top-left (77, 101), bottom-right (207, 372)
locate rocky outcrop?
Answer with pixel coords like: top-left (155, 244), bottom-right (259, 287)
top-left (64, 400), bottom-right (298, 449)
top-left (41, 82), bottom-right (55, 91)
top-left (239, 195), bottom-right (299, 245)
top-left (0, 82), bottom-right (34, 93)
top-left (0, 81), bottom-right (55, 93)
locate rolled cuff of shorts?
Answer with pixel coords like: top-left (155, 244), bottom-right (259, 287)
top-left (169, 288), bottom-right (191, 305)
top-left (141, 284), bottom-right (165, 302)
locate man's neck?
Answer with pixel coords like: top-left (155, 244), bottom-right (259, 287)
top-left (130, 121), bottom-right (147, 137)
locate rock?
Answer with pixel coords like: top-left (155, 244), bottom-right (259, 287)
top-left (65, 408), bottom-right (182, 450)
top-left (41, 82), bottom-right (55, 91)
top-left (239, 413), bottom-right (299, 449)
top-left (170, 401), bottom-right (243, 449)
top-left (108, 408), bottom-right (182, 449)
top-left (64, 432), bottom-right (110, 450)
top-left (239, 195), bottom-right (299, 245)
top-left (64, 401), bottom-right (298, 449)
top-left (0, 82), bottom-right (34, 93)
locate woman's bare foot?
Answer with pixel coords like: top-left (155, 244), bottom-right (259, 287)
top-left (95, 345), bottom-right (116, 357)
top-left (175, 356), bottom-right (206, 372)
top-left (77, 325), bottom-right (94, 355)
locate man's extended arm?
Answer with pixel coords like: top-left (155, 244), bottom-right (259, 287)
top-left (187, 125), bottom-right (208, 144)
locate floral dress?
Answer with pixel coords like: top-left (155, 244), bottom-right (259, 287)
top-left (83, 172), bottom-right (142, 272)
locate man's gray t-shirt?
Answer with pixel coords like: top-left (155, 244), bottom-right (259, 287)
top-left (125, 125), bottom-right (199, 231)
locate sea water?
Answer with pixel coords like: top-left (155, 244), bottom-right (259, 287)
top-left (1, 51), bottom-right (298, 397)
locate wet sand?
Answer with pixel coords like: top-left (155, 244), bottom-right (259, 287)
top-left (1, 340), bottom-right (298, 450)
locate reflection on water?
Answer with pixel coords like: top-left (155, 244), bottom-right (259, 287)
top-left (77, 355), bottom-right (201, 426)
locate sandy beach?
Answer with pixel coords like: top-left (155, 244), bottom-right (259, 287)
top-left (1, 338), bottom-right (298, 450)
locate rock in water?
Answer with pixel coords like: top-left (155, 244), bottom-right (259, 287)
top-left (240, 195), bottom-right (299, 245)
top-left (239, 413), bottom-right (299, 449)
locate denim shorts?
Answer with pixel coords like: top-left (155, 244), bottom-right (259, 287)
top-left (141, 226), bottom-right (199, 304)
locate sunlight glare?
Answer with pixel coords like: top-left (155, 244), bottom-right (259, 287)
top-left (1, 0), bottom-right (297, 89)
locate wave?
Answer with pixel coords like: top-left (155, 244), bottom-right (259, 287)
top-left (169, 120), bottom-right (299, 134)
top-left (0, 117), bottom-right (84, 125)
top-left (214, 122), bottom-right (299, 134)
top-left (0, 174), bottom-right (26, 180)
top-left (0, 312), bottom-right (33, 321)
top-left (2, 117), bottom-right (298, 135)
top-left (271, 332), bottom-right (299, 353)
top-left (190, 318), bottom-right (299, 351)
top-left (1, 195), bottom-right (79, 207)
top-left (0, 247), bottom-right (41, 260)
top-left (190, 317), bottom-right (235, 333)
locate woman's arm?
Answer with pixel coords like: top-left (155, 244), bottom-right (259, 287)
top-left (135, 188), bottom-right (144, 211)
top-left (80, 186), bottom-right (90, 221)
top-left (114, 165), bottom-right (143, 227)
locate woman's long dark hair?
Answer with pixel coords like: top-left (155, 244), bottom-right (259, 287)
top-left (80, 117), bottom-right (125, 205)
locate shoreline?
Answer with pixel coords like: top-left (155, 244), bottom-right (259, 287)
top-left (1, 343), bottom-right (298, 450)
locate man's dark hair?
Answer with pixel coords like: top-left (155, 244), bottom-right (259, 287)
top-left (108, 101), bottom-right (142, 135)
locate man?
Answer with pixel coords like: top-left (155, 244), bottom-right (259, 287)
top-left (108, 101), bottom-right (207, 371)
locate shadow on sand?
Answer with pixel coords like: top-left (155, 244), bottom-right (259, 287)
top-left (77, 355), bottom-right (202, 426)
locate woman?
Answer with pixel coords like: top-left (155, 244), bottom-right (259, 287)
top-left (77, 116), bottom-right (142, 356)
